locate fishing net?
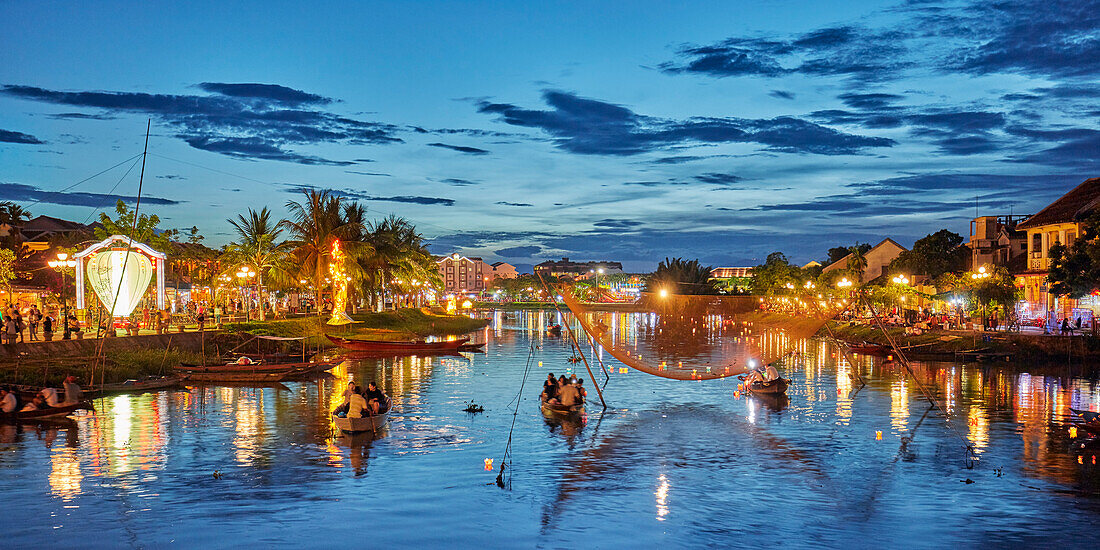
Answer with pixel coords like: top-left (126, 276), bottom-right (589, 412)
top-left (557, 289), bottom-right (849, 381)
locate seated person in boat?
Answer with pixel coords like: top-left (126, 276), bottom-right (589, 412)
top-left (236, 356), bottom-right (254, 365)
top-left (63, 376), bottom-right (82, 404)
top-left (347, 388), bottom-right (369, 419)
top-left (1, 386), bottom-right (19, 413)
top-left (576, 379), bottom-right (587, 403)
top-left (542, 373), bottom-right (558, 403)
top-left (39, 387), bottom-right (62, 407)
top-left (558, 379), bottom-right (581, 408)
top-left (21, 395), bottom-right (47, 412)
top-left (763, 364), bottom-right (780, 382)
top-left (364, 382), bottom-right (386, 414)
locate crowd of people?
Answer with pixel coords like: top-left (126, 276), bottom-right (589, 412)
top-left (334, 381), bottom-right (389, 418)
top-left (0, 375), bottom-right (83, 414)
top-left (540, 372), bottom-right (587, 408)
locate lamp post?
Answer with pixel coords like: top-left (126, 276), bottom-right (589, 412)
top-left (236, 266), bottom-right (255, 321)
top-left (971, 266), bottom-right (991, 329)
top-left (48, 252), bottom-right (78, 339)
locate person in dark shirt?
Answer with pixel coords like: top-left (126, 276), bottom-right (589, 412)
top-left (542, 373), bottom-right (558, 403)
top-left (363, 382), bottom-right (386, 414)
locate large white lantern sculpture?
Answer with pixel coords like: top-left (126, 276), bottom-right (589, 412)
top-left (74, 235), bottom-right (167, 316)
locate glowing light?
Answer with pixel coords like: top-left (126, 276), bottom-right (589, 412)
top-left (484, 458), bottom-right (494, 471)
top-left (327, 239), bottom-right (349, 324)
top-left (658, 288), bottom-right (669, 298)
top-left (655, 473), bottom-right (670, 520)
top-left (86, 250), bottom-right (154, 317)
top-left (876, 431), bottom-right (883, 440)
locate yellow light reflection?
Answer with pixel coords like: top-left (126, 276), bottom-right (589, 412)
top-left (49, 447), bottom-right (82, 501)
top-left (655, 473), bottom-right (670, 521)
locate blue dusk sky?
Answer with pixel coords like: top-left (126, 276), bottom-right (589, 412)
top-left (1, 0), bottom-right (1097, 272)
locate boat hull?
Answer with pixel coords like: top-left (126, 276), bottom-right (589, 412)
top-left (541, 401), bottom-right (585, 417)
top-left (1, 401), bottom-right (93, 421)
top-left (747, 378), bottom-right (790, 394)
top-left (333, 412), bottom-right (389, 433)
top-left (326, 334), bottom-right (470, 353)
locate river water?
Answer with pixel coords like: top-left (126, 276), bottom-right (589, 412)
top-left (4, 310), bottom-right (1100, 548)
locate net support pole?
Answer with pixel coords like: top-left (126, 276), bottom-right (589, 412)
top-left (536, 272), bottom-right (607, 410)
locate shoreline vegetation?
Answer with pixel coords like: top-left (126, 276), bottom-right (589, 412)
top-left (0, 308), bottom-right (488, 387)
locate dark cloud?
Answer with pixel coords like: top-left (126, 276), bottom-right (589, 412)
top-left (0, 129), bottom-right (44, 144)
top-left (156, 174), bottom-right (186, 180)
top-left (623, 180), bottom-right (690, 187)
top-left (495, 201), bottom-right (533, 207)
top-left (197, 82), bottom-right (331, 105)
top-left (45, 112), bottom-right (116, 120)
top-left (440, 178), bottom-right (479, 186)
top-left (1007, 132), bottom-right (1100, 170)
top-left (660, 25), bottom-right (908, 80)
top-left (427, 142), bottom-right (490, 155)
top-left (283, 184), bottom-right (454, 206)
top-left (838, 93), bottom-right (903, 110)
top-left (0, 182), bottom-right (179, 206)
top-left (346, 170), bottom-right (393, 177)
top-left (477, 90), bottom-right (893, 156)
top-left (1, 83), bottom-right (402, 165)
top-left (495, 245), bottom-right (541, 257)
top-left (768, 90), bottom-right (795, 100)
top-left (693, 173), bottom-right (744, 185)
top-left (649, 155), bottom-right (709, 164)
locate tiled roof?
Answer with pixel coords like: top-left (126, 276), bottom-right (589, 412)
top-left (1017, 178), bottom-right (1100, 230)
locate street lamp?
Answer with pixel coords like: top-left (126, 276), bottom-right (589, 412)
top-left (48, 252), bottom-right (78, 339)
top-left (236, 266), bottom-right (256, 320)
top-left (836, 277), bottom-right (853, 289)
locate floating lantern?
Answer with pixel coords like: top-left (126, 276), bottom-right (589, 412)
top-left (734, 391), bottom-right (740, 398)
top-left (875, 431), bottom-right (883, 440)
top-left (484, 458), bottom-right (493, 471)
top-left (1070, 426), bottom-right (1077, 438)
top-left (538, 361), bottom-right (542, 367)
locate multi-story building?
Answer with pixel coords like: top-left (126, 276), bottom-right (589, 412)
top-left (534, 257), bottom-right (623, 279)
top-left (490, 261), bottom-right (518, 279)
top-left (1015, 177), bottom-right (1100, 318)
top-left (967, 215), bottom-right (1030, 270)
top-left (437, 253), bottom-right (492, 294)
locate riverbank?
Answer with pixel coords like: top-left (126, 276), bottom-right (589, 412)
top-left (0, 308), bottom-right (488, 387)
top-left (824, 321), bottom-right (1100, 364)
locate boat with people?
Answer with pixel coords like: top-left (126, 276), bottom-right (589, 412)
top-left (325, 334), bottom-right (475, 353)
top-left (540, 400), bottom-right (585, 418)
top-left (745, 377), bottom-right (791, 395)
top-left (333, 396), bottom-right (392, 433)
top-left (546, 324), bottom-right (563, 336)
top-left (0, 401), bottom-right (94, 422)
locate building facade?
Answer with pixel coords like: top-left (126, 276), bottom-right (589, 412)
top-left (710, 267), bottom-right (753, 278)
top-left (1015, 178), bottom-right (1100, 320)
top-left (534, 257), bottom-right (623, 279)
top-left (490, 261), bottom-right (518, 279)
top-left (822, 238), bottom-right (908, 283)
top-left (967, 215), bottom-right (1029, 270)
top-left (437, 253), bottom-right (492, 294)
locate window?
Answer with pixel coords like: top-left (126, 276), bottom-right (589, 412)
top-left (1032, 233), bottom-right (1042, 253)
top-left (1067, 232), bottom-right (1077, 247)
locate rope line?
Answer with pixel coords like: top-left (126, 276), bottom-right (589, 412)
top-left (497, 341), bottom-right (537, 489)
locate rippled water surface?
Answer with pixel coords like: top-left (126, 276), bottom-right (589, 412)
top-left (4, 310), bottom-right (1100, 548)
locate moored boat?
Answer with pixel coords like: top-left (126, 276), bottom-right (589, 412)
top-left (847, 343), bottom-right (890, 356)
top-left (87, 376), bottom-right (184, 395)
top-left (326, 334), bottom-right (471, 353)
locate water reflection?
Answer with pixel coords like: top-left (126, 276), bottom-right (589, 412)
top-left (5, 310), bottom-right (1100, 546)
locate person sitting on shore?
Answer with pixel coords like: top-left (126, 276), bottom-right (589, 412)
top-left (347, 388), bottom-right (369, 419)
top-left (1, 386), bottom-right (18, 413)
top-left (63, 376), bottom-right (82, 404)
top-left (364, 382), bottom-right (386, 415)
top-left (40, 387), bottom-right (62, 407)
top-left (558, 379), bottom-right (580, 408)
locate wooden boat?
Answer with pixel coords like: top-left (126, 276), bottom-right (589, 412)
top-left (1, 401), bottom-right (93, 421)
top-left (326, 334), bottom-right (470, 353)
top-left (847, 343), bottom-right (890, 356)
top-left (746, 378), bottom-right (791, 395)
top-left (546, 325), bottom-right (563, 336)
top-left (179, 370), bottom-right (294, 383)
top-left (541, 400), bottom-right (585, 417)
top-left (1071, 408), bottom-right (1100, 423)
top-left (87, 376), bottom-right (184, 395)
top-left (333, 397), bottom-right (392, 433)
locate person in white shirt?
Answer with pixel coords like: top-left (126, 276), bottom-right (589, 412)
top-left (347, 389), bottom-right (369, 419)
top-left (1, 387), bottom-right (17, 413)
top-left (558, 380), bottom-right (580, 407)
top-left (40, 387), bottom-right (62, 407)
top-left (63, 376), bottom-right (83, 404)
top-left (763, 365), bottom-right (780, 382)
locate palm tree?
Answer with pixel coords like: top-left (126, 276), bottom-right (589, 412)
top-left (362, 215), bottom-right (438, 310)
top-left (223, 207), bottom-right (290, 320)
top-left (279, 189), bottom-right (365, 313)
top-left (846, 246), bottom-right (868, 284)
top-left (644, 257), bottom-right (717, 295)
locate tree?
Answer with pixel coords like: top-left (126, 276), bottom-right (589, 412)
top-left (0, 202), bottom-right (31, 248)
top-left (644, 257), bottom-right (717, 295)
top-left (95, 200), bottom-right (176, 249)
top-left (890, 229), bottom-right (967, 280)
top-left (825, 242), bottom-right (870, 265)
top-left (1049, 211), bottom-right (1100, 298)
top-left (362, 214), bottom-right (437, 309)
top-left (845, 246), bottom-right (868, 284)
top-left (0, 248), bottom-right (16, 305)
top-left (279, 189), bottom-right (365, 311)
top-left (222, 208), bottom-right (291, 320)
top-left (750, 252), bottom-right (803, 295)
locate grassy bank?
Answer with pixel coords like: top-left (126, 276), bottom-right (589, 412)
top-left (220, 307), bottom-right (489, 348)
top-left (0, 348), bottom-right (205, 388)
